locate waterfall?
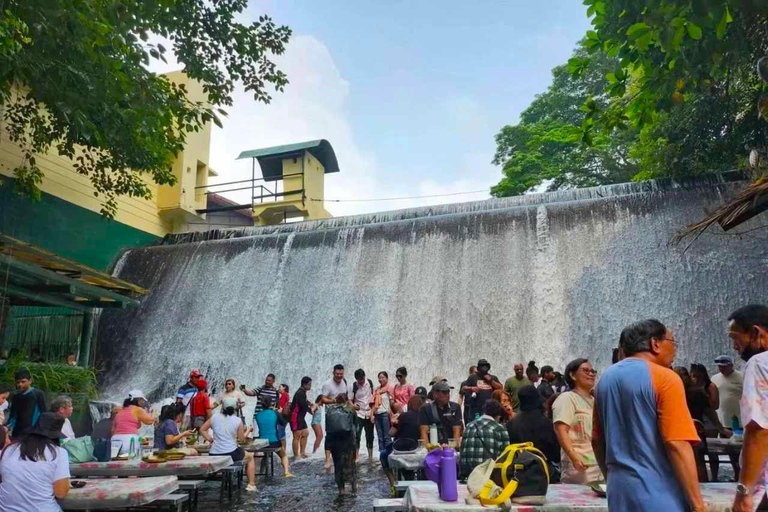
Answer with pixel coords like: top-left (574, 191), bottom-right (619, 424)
top-left (96, 172), bottom-right (768, 406)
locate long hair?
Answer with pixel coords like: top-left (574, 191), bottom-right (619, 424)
top-left (564, 358), bottom-right (589, 389)
top-left (123, 397), bottom-right (142, 408)
top-left (160, 403), bottom-right (184, 422)
top-left (4, 434), bottom-right (59, 462)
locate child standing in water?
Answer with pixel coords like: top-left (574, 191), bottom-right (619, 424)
top-left (310, 395), bottom-right (330, 466)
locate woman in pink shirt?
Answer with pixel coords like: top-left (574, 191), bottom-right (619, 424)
top-left (393, 367), bottom-right (414, 410)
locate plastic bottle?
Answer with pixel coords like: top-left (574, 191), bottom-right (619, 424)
top-left (429, 424), bottom-right (438, 445)
top-left (439, 447), bottom-right (458, 501)
top-left (731, 416), bottom-right (740, 431)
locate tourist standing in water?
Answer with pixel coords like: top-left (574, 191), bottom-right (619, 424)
top-left (351, 369), bottom-right (374, 463)
top-left (372, 371), bottom-right (397, 491)
top-left (552, 358), bottom-right (601, 484)
top-left (538, 365), bottom-right (556, 400)
top-left (325, 394), bottom-right (357, 495)
top-left (463, 359), bottom-right (502, 421)
top-left (458, 365), bottom-right (477, 426)
top-left (277, 384), bottom-right (290, 413)
top-left (215, 378), bottom-right (246, 424)
top-left (176, 369), bottom-right (201, 428)
top-left (242, 373), bottom-right (279, 436)
top-left (7, 368), bottom-right (47, 438)
top-left (393, 367), bottom-right (414, 410)
top-left (310, 395), bottom-right (328, 464)
top-left (189, 379), bottom-right (212, 430)
top-left (290, 377), bottom-right (312, 460)
top-left (726, 305), bottom-right (768, 512)
top-left (321, 365), bottom-right (351, 465)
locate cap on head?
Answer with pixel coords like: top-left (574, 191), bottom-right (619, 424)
top-left (477, 359), bottom-right (490, 369)
top-left (195, 379), bottom-right (207, 391)
top-left (714, 355), bottom-right (734, 366)
top-left (128, 389), bottom-right (146, 401)
top-left (189, 369), bottom-right (202, 378)
top-left (432, 381), bottom-right (451, 392)
top-left (429, 375), bottom-right (448, 386)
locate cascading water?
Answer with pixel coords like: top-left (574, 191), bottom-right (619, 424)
top-left (96, 172), bottom-right (768, 408)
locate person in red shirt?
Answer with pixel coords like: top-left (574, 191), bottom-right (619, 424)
top-left (190, 379), bottom-right (212, 430)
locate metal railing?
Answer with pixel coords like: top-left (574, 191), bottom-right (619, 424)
top-left (194, 172), bottom-right (305, 214)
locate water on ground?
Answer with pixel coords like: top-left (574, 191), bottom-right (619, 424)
top-left (196, 453), bottom-right (389, 512)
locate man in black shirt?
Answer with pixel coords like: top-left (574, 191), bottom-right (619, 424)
top-left (538, 365), bottom-right (555, 400)
top-left (419, 381), bottom-right (463, 446)
top-left (462, 359), bottom-right (502, 422)
top-left (458, 365), bottom-right (477, 425)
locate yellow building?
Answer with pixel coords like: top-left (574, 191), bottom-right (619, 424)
top-left (0, 71), bottom-right (215, 270)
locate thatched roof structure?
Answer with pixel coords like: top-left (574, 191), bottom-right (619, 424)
top-left (674, 176), bottom-right (768, 244)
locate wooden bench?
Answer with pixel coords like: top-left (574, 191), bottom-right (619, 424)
top-left (254, 446), bottom-right (279, 479)
top-left (217, 464), bottom-right (244, 500)
top-left (178, 480), bottom-right (204, 509)
top-left (372, 498), bottom-right (405, 512)
top-left (153, 493), bottom-right (189, 512)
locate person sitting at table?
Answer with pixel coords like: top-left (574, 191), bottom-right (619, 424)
top-left (391, 394), bottom-right (423, 445)
top-left (200, 397), bottom-right (257, 492)
top-left (418, 381), bottom-right (462, 447)
top-left (154, 404), bottom-right (198, 455)
top-left (112, 390), bottom-right (154, 456)
top-left (0, 412), bottom-right (70, 512)
top-left (506, 385), bottom-right (561, 482)
top-left (255, 395), bottom-right (293, 478)
top-left (459, 399), bottom-right (509, 479)
top-left (49, 396), bottom-right (75, 441)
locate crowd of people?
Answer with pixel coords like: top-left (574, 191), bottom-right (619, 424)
top-left (0, 305), bottom-right (765, 511)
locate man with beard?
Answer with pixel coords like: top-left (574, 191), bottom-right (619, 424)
top-left (462, 359), bottom-right (501, 422)
top-left (726, 305), bottom-right (768, 512)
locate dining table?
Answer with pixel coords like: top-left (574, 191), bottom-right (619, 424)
top-left (59, 476), bottom-right (179, 510)
top-left (69, 455), bottom-right (233, 478)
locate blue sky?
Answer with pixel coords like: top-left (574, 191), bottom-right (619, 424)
top-left (200, 1), bottom-right (592, 215)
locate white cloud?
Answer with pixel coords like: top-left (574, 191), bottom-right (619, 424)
top-left (151, 33), bottom-right (501, 218)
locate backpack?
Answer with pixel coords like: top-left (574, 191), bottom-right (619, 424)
top-left (467, 442), bottom-right (549, 506)
top-left (352, 379), bottom-right (373, 398)
top-left (325, 405), bottom-right (354, 434)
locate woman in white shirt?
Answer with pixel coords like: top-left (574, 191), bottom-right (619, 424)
top-left (0, 412), bottom-right (70, 512)
top-left (214, 378), bottom-right (246, 423)
top-left (200, 397), bottom-right (257, 492)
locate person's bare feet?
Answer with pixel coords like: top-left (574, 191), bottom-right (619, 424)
top-left (284, 472), bottom-right (294, 478)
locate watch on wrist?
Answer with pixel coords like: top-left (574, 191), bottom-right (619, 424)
top-left (736, 483), bottom-right (751, 496)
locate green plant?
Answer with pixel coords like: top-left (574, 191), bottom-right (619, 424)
top-left (0, 357), bottom-right (98, 398)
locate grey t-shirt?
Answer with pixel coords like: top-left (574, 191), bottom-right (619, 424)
top-left (322, 378), bottom-right (351, 401)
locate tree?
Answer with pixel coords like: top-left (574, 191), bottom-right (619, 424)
top-left (0, 0), bottom-right (291, 217)
top-left (573, 0), bottom-right (767, 133)
top-left (491, 45), bottom-right (638, 197)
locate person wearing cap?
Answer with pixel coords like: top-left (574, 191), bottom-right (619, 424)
top-left (112, 390), bottom-right (154, 455)
top-left (418, 381), bottom-right (462, 447)
top-left (189, 379), bottom-right (212, 430)
top-left (176, 369), bottom-right (202, 407)
top-left (0, 412), bottom-right (70, 511)
top-left (711, 355), bottom-right (743, 429)
top-left (200, 397), bottom-right (257, 492)
top-left (504, 363), bottom-right (531, 412)
top-left (462, 359), bottom-right (502, 423)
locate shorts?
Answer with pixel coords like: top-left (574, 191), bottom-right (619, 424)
top-left (269, 441), bottom-right (282, 450)
top-left (211, 447), bottom-right (245, 463)
top-left (191, 416), bottom-right (206, 430)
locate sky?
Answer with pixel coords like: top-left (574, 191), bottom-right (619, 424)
top-left (156, 1), bottom-right (592, 216)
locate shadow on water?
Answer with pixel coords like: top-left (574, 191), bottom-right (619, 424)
top-left (196, 455), bottom-right (390, 512)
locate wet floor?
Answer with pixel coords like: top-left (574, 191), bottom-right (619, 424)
top-left (196, 453), bottom-right (390, 512)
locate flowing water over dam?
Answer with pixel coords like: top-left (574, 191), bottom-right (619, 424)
top-left (96, 173), bottom-right (768, 405)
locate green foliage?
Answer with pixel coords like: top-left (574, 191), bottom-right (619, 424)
top-left (575, 0), bottom-right (768, 130)
top-left (0, 0), bottom-right (291, 218)
top-left (0, 358), bottom-right (99, 398)
top-left (491, 46), bottom-right (638, 197)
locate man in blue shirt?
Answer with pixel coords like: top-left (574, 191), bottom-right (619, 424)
top-left (593, 320), bottom-right (704, 512)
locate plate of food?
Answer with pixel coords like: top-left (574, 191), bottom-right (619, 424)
top-left (587, 480), bottom-right (607, 497)
top-left (142, 455), bottom-right (168, 464)
top-left (157, 450), bottom-right (186, 461)
top-left (112, 453), bottom-right (131, 461)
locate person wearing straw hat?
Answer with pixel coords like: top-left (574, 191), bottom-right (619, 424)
top-left (112, 390), bottom-right (154, 458)
top-left (0, 412), bottom-right (70, 511)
